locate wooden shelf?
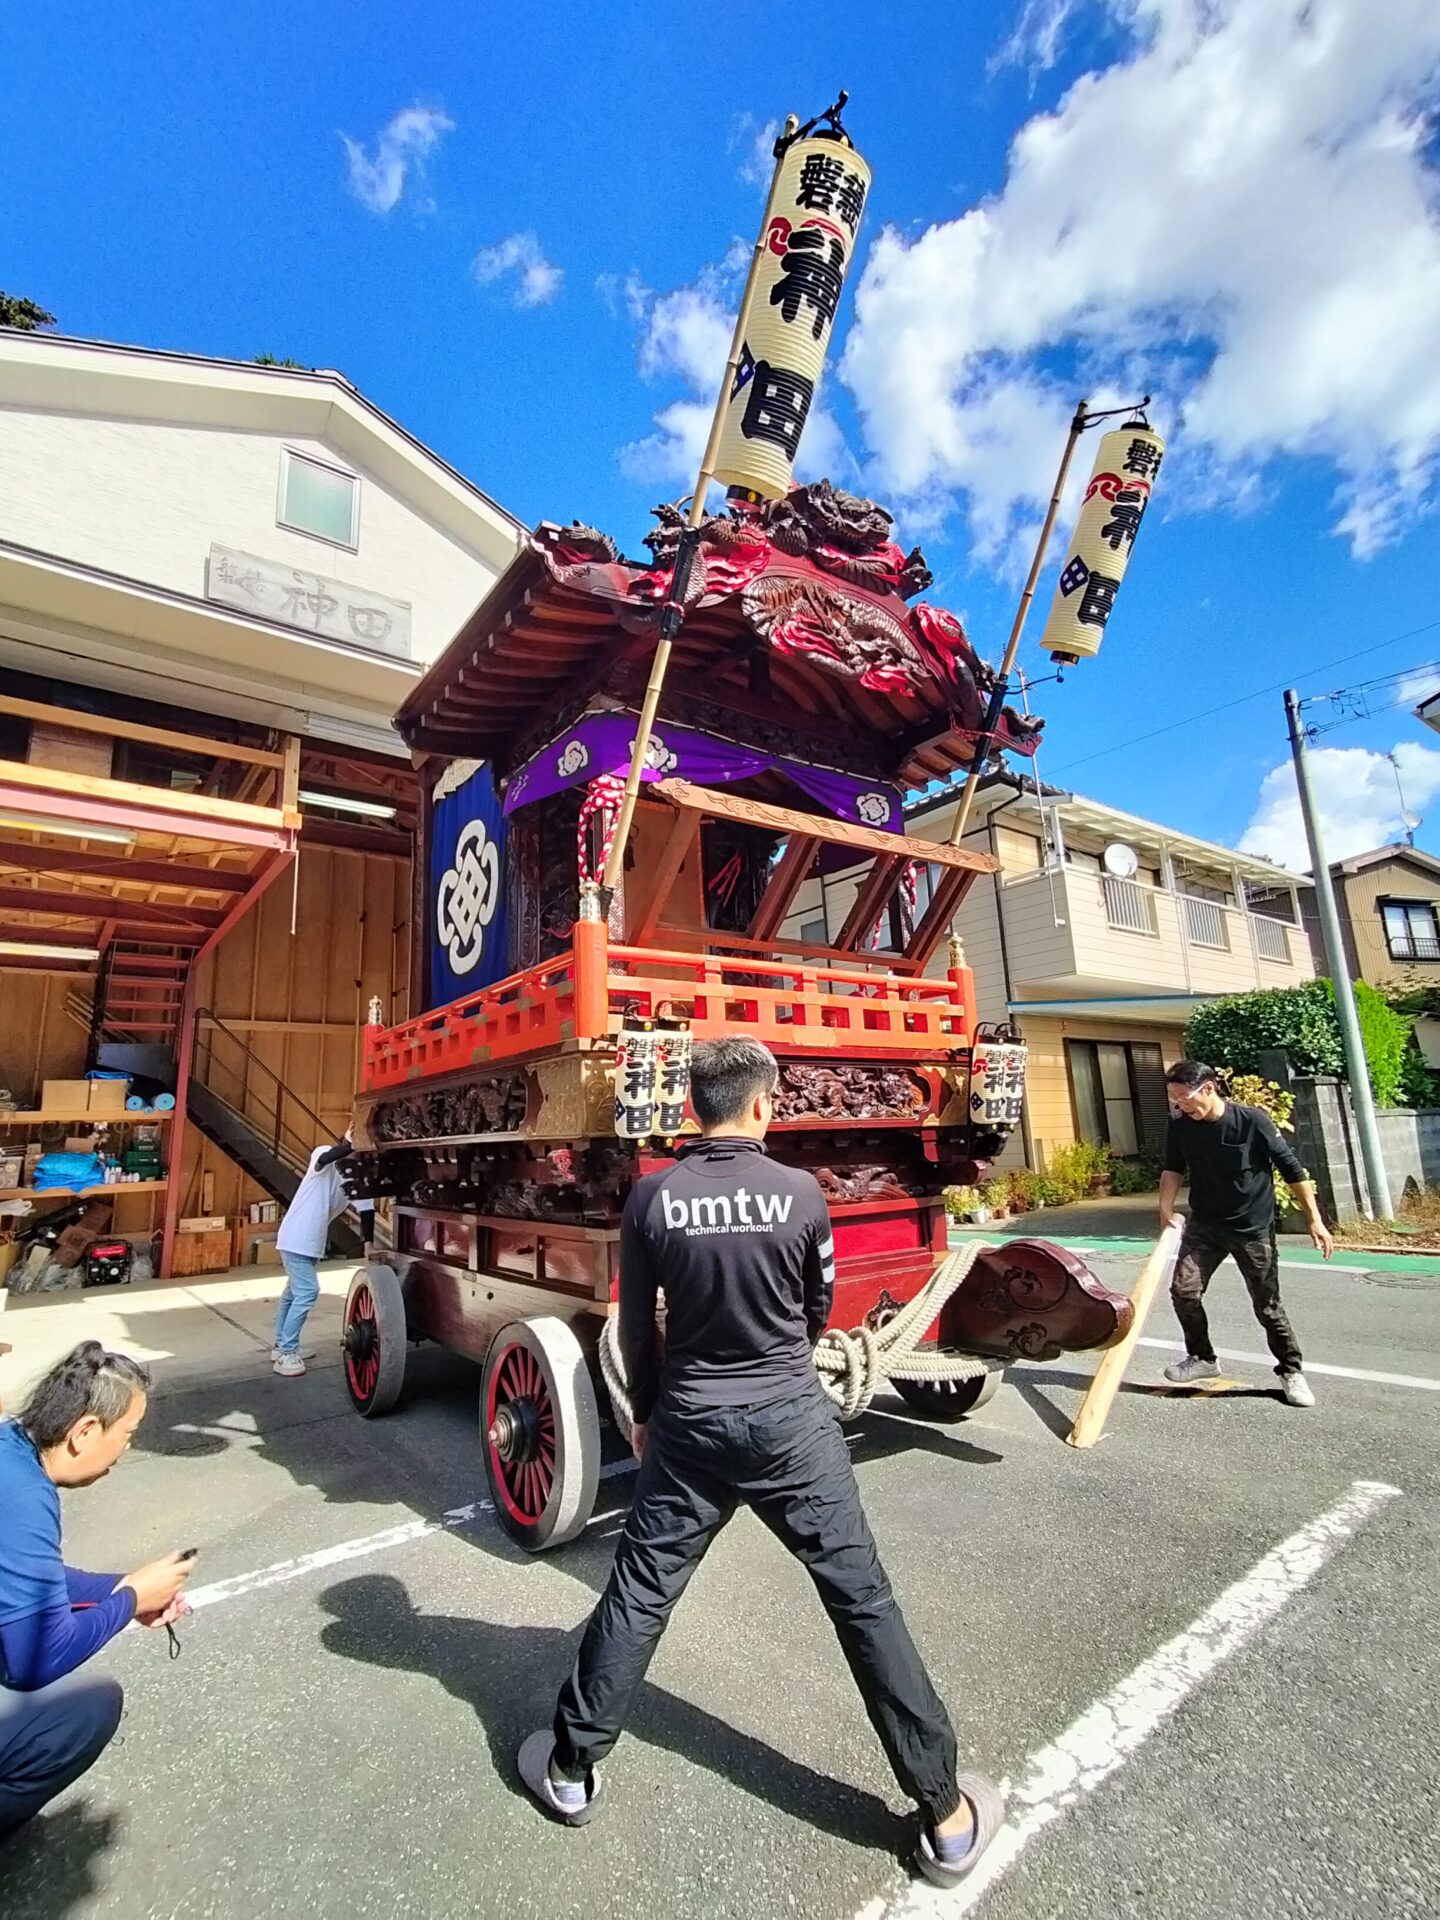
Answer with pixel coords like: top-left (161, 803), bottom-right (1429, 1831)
top-left (0, 1181), bottom-right (167, 1202)
top-left (0, 1111), bottom-right (174, 1125)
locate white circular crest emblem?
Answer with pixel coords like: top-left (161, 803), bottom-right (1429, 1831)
top-left (436, 819), bottom-right (500, 977)
top-left (856, 791), bottom-right (891, 826)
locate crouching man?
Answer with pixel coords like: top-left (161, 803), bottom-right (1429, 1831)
top-left (0, 1343), bottom-right (196, 1842)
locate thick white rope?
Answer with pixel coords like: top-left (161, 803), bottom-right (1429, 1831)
top-left (599, 1239), bottom-right (1002, 1431)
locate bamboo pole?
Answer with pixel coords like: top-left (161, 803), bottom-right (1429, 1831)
top-left (1065, 1219), bottom-right (1183, 1450)
top-left (945, 400), bottom-right (1089, 848)
top-left (600, 114), bottom-right (801, 899)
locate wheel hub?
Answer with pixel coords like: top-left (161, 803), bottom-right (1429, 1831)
top-left (344, 1317), bottom-right (378, 1364)
top-left (489, 1396), bottom-right (542, 1465)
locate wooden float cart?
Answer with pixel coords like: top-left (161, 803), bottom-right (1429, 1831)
top-left (338, 485), bottom-right (1133, 1550)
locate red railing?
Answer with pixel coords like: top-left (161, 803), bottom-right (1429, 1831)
top-left (607, 944), bottom-right (971, 1053)
top-left (361, 921), bottom-right (975, 1091)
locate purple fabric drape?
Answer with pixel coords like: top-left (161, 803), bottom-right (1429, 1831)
top-left (502, 712), bottom-right (901, 832)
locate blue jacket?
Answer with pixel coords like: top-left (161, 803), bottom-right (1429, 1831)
top-left (0, 1419), bottom-right (134, 1691)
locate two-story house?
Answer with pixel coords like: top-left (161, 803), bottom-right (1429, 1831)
top-left (0, 329), bottom-right (524, 1271)
top-left (789, 779), bottom-right (1315, 1173)
top-left (1302, 843), bottom-right (1440, 1066)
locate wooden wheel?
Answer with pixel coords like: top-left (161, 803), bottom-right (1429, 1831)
top-left (342, 1265), bottom-right (408, 1417)
top-left (893, 1368), bottom-right (1002, 1421)
top-left (482, 1317), bottom-right (601, 1552)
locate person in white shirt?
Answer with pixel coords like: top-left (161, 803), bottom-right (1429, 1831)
top-left (272, 1136), bottom-right (355, 1378)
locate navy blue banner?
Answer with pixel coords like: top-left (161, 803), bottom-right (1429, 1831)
top-left (429, 762), bottom-right (509, 1008)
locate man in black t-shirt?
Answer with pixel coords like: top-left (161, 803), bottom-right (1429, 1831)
top-left (518, 1035), bottom-right (1003, 1891)
top-left (1159, 1060), bottom-right (1332, 1407)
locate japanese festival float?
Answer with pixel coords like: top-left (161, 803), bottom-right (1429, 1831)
top-left (338, 99), bottom-right (1163, 1549)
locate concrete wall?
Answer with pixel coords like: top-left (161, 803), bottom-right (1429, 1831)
top-left (1288, 1075), bottom-right (1440, 1221)
top-left (0, 409), bottom-right (499, 665)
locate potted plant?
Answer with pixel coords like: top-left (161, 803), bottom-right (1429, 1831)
top-left (980, 1174), bottom-right (1011, 1221)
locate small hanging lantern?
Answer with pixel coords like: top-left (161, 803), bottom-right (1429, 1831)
top-left (1041, 418), bottom-right (1166, 664)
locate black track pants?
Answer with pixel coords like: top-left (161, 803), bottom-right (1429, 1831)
top-left (552, 1384), bottom-right (961, 1823)
top-left (1172, 1221), bottom-right (1304, 1375)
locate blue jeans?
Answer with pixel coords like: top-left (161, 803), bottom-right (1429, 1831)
top-left (0, 1674), bottom-right (123, 1840)
top-left (275, 1252), bottom-right (320, 1353)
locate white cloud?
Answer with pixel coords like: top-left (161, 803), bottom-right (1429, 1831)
top-left (618, 267), bottom-right (854, 493)
top-left (472, 232), bottom-right (564, 308)
top-left (595, 270), bottom-right (651, 321)
top-left (730, 114), bottom-right (781, 188)
top-left (341, 105), bottom-right (454, 214)
top-left (1238, 740), bottom-right (1440, 869)
top-left (842, 0), bottom-right (1440, 559)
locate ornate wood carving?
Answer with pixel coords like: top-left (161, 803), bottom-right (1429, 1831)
top-left (372, 1074), bottom-right (528, 1143)
top-left (939, 1241), bottom-right (1134, 1362)
top-left (773, 1064), bottom-right (929, 1124)
top-left (814, 1163), bottom-right (921, 1203)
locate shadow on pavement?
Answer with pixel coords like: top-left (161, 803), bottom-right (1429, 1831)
top-left (0, 1799), bottom-right (119, 1920)
top-left (127, 1346), bottom-right (1006, 1579)
top-left (317, 1571), bottom-right (903, 1854)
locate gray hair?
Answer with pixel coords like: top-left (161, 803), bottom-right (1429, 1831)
top-left (689, 1035), bottom-right (779, 1128)
top-left (19, 1341), bottom-right (152, 1449)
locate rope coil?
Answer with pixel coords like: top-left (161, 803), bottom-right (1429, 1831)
top-left (599, 1240), bottom-right (1002, 1432)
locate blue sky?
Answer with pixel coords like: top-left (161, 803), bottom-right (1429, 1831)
top-left (5, 0), bottom-right (1440, 870)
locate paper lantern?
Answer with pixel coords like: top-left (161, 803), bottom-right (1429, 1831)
top-left (1040, 422), bottom-right (1165, 663)
top-left (712, 133), bottom-right (872, 500)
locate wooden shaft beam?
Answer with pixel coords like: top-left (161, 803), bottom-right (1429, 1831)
top-left (0, 885), bottom-right (220, 929)
top-left (0, 692), bottom-right (285, 768)
top-left (0, 758), bottom-right (291, 828)
top-left (837, 854), bottom-right (906, 952)
top-left (0, 841), bottom-right (250, 893)
top-left (631, 810), bottom-right (702, 947)
top-left (747, 833), bottom-right (820, 943)
top-left (904, 867), bottom-right (977, 971)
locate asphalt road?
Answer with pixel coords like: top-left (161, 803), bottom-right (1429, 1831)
top-left (4, 1249), bottom-right (1437, 1920)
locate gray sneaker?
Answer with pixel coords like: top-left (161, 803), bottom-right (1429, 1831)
top-left (1281, 1371), bottom-right (1316, 1408)
top-left (1164, 1355), bottom-right (1222, 1384)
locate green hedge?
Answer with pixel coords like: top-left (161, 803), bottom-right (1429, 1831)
top-left (1184, 979), bottom-right (1411, 1107)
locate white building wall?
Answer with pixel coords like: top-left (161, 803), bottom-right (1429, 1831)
top-left (0, 409), bottom-right (498, 665)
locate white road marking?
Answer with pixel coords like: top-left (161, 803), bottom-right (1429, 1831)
top-left (1134, 1336), bottom-right (1440, 1392)
top-left (182, 1457), bottom-right (637, 1613)
top-left (856, 1478), bottom-right (1400, 1920)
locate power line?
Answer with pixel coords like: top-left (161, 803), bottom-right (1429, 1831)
top-left (1049, 616), bottom-right (1440, 775)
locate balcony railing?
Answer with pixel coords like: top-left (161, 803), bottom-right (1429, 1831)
top-left (1387, 934), bottom-right (1440, 962)
top-left (1254, 916), bottom-right (1292, 963)
top-left (1103, 875), bottom-right (1158, 935)
top-left (1181, 895), bottom-right (1229, 950)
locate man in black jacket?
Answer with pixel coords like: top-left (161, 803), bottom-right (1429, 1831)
top-left (1159, 1059), bottom-right (1332, 1407)
top-left (519, 1036), bottom-right (1001, 1889)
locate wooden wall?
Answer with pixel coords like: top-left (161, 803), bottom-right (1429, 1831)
top-left (0, 971), bottom-right (88, 1103)
top-left (174, 843), bottom-right (411, 1223)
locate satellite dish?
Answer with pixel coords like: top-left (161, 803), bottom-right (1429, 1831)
top-left (1103, 842), bottom-right (1139, 879)
top-left (1401, 811), bottom-right (1423, 831)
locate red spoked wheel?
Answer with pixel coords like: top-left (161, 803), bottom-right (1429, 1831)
top-left (342, 1264), bottom-right (407, 1417)
top-left (482, 1317), bottom-right (600, 1552)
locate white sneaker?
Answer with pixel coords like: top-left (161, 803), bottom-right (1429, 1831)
top-left (270, 1345), bottom-right (315, 1363)
top-left (1164, 1355), bottom-right (1222, 1384)
top-left (1281, 1371), bottom-right (1315, 1408)
top-left (273, 1352), bottom-right (306, 1378)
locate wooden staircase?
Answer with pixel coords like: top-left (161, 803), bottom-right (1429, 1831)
top-left (91, 940), bottom-right (192, 1048)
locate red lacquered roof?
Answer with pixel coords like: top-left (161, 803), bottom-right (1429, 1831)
top-left (395, 486), bottom-right (1041, 786)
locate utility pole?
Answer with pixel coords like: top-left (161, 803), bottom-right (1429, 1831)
top-left (1284, 689), bottom-right (1393, 1219)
